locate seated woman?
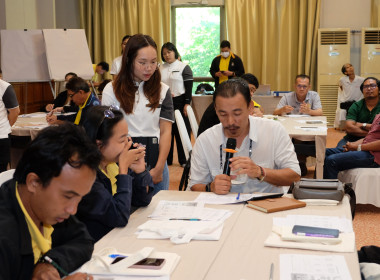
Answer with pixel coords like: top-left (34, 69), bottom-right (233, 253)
top-left (77, 105), bottom-right (154, 241)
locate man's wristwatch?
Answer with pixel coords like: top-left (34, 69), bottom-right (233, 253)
top-left (362, 123), bottom-right (367, 130)
top-left (357, 144), bottom-right (362, 151)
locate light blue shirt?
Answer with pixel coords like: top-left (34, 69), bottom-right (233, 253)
top-left (276, 91), bottom-right (322, 115)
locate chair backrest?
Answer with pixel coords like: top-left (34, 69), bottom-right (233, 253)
top-left (0, 169), bottom-right (15, 186)
top-left (175, 110), bottom-right (192, 160)
top-left (186, 105), bottom-right (199, 139)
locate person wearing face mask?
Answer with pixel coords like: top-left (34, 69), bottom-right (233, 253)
top-left (102, 34), bottom-right (174, 195)
top-left (160, 42), bottom-right (193, 167)
top-left (209, 40), bottom-right (245, 89)
top-left (43, 72), bottom-right (78, 113)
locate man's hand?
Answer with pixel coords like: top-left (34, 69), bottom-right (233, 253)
top-left (343, 141), bottom-right (359, 152)
top-left (229, 156), bottom-right (261, 179)
top-left (46, 113), bottom-right (58, 125)
top-left (211, 174), bottom-right (231, 194)
top-left (281, 105), bottom-right (294, 114)
top-left (32, 263), bottom-right (60, 279)
top-left (222, 70), bottom-right (234, 77)
top-left (215, 71), bottom-right (223, 77)
top-left (299, 102), bottom-right (311, 114)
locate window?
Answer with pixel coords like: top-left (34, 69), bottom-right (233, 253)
top-left (173, 6), bottom-right (223, 92)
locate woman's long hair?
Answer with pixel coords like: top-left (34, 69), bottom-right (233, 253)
top-left (114, 34), bottom-right (161, 114)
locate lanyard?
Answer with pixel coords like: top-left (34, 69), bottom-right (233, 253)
top-left (219, 139), bottom-right (252, 169)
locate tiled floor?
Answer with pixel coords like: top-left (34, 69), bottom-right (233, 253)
top-left (168, 128), bottom-right (380, 249)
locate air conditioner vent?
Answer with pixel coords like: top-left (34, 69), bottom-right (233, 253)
top-left (364, 30), bottom-right (380, 44)
top-left (320, 31), bottom-right (348, 45)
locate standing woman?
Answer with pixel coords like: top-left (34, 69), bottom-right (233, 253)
top-left (110, 35), bottom-right (131, 80)
top-left (102, 34), bottom-right (174, 195)
top-left (160, 42), bottom-right (193, 166)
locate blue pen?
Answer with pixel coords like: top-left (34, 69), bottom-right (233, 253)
top-left (109, 254), bottom-right (127, 258)
top-left (236, 193), bottom-right (240, 200)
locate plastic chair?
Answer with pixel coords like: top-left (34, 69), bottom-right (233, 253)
top-left (186, 105), bottom-right (199, 139)
top-left (0, 169), bottom-right (15, 186)
top-left (175, 110), bottom-right (193, 190)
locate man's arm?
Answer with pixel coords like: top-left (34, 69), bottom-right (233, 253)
top-left (47, 216), bottom-right (94, 275)
top-left (209, 57), bottom-right (219, 79)
top-left (308, 107), bottom-right (323, 116)
top-left (345, 139), bottom-right (380, 152)
top-left (345, 120), bottom-right (368, 137)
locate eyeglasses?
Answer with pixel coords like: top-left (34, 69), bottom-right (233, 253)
top-left (96, 105), bottom-right (120, 139)
top-left (296, 85), bottom-right (309, 89)
top-left (363, 84), bottom-right (378, 90)
top-left (68, 91), bottom-right (78, 98)
top-left (136, 61), bottom-right (159, 70)
top-left (103, 104), bottom-right (119, 119)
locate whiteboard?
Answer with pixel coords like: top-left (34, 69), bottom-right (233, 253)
top-left (43, 29), bottom-right (94, 80)
top-left (0, 30), bottom-right (50, 82)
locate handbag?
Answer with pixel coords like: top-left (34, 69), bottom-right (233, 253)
top-left (292, 179), bottom-right (345, 201)
top-left (291, 179), bottom-right (356, 218)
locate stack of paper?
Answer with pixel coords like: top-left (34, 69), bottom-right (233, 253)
top-left (280, 254), bottom-right (352, 280)
top-left (136, 201), bottom-right (232, 244)
top-left (265, 215), bottom-right (356, 252)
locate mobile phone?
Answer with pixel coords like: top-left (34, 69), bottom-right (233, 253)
top-left (129, 258), bottom-right (166, 270)
top-left (129, 141), bottom-right (137, 150)
top-left (292, 225), bottom-right (339, 238)
top-left (111, 256), bottom-right (127, 264)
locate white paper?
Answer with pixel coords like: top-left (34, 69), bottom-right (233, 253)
top-left (194, 192), bottom-right (258, 204)
top-left (283, 114), bottom-right (310, 117)
top-left (148, 201), bottom-right (204, 220)
top-left (18, 113), bottom-right (46, 118)
top-left (272, 215), bottom-right (353, 233)
top-left (295, 120), bottom-right (327, 124)
top-left (295, 126), bottom-right (328, 132)
top-left (280, 254), bottom-right (352, 280)
top-left (93, 276), bottom-right (169, 280)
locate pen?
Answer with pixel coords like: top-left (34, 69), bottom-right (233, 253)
top-left (44, 255), bottom-right (69, 276)
top-left (169, 218), bottom-right (201, 221)
top-left (300, 126), bottom-right (318, 129)
top-left (236, 193), bottom-right (240, 200)
top-left (269, 263), bottom-right (274, 280)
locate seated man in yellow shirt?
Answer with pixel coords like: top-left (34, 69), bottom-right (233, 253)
top-left (92, 61), bottom-right (109, 87)
top-left (0, 123), bottom-right (101, 279)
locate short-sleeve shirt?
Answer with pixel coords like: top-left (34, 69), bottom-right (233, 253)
top-left (363, 113), bottom-right (380, 164)
top-left (276, 91), bottom-right (322, 115)
top-left (344, 99), bottom-right (380, 142)
top-left (190, 116), bottom-right (301, 193)
top-left (338, 75), bottom-right (364, 103)
top-left (0, 80), bottom-right (19, 138)
top-left (102, 82), bottom-right (174, 140)
top-left (160, 60), bottom-right (193, 98)
top-left (110, 56), bottom-right (122, 75)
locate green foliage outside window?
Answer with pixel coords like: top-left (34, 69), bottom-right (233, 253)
top-left (175, 7), bottom-right (220, 78)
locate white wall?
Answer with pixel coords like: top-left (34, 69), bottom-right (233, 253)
top-left (320, 0), bottom-right (372, 75)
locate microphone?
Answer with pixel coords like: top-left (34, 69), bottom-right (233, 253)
top-left (223, 138), bottom-right (237, 176)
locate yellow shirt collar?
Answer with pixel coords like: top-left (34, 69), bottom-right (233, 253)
top-left (15, 182), bottom-right (54, 263)
top-left (100, 162), bottom-right (119, 195)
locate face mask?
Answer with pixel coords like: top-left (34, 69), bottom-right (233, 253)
top-left (221, 51), bottom-right (230, 58)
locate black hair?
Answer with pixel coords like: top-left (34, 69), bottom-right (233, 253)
top-left (360, 77), bottom-right (380, 92)
top-left (213, 78), bottom-right (251, 107)
top-left (241, 73), bottom-right (259, 89)
top-left (14, 123), bottom-right (101, 187)
top-left (295, 74), bottom-right (310, 83)
top-left (161, 42), bottom-right (180, 62)
top-left (82, 106), bottom-right (124, 147)
top-left (341, 63), bottom-right (351, 75)
top-left (122, 35), bottom-right (131, 44)
top-left (97, 61), bottom-right (109, 72)
top-left (220, 40), bottom-right (231, 49)
top-left (98, 79), bottom-right (111, 93)
top-left (64, 72), bottom-right (77, 80)
top-left (66, 76), bottom-right (90, 93)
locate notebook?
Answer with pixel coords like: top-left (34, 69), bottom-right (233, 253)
top-left (131, 136), bottom-right (159, 170)
top-left (246, 197), bottom-right (306, 213)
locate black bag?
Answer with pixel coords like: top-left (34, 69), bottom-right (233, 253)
top-left (340, 100), bottom-right (355, 111)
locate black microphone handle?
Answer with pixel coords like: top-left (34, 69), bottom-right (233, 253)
top-left (223, 152), bottom-right (234, 175)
